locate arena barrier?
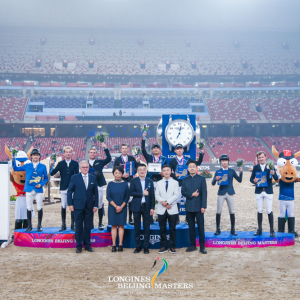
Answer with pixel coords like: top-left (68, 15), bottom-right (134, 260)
top-left (14, 223), bottom-right (294, 249)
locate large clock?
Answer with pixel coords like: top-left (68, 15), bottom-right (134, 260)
top-left (165, 115), bottom-right (195, 151)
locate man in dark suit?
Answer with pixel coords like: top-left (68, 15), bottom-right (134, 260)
top-left (250, 151), bottom-right (278, 237)
top-left (50, 146), bottom-right (79, 231)
top-left (114, 143), bottom-right (140, 224)
top-left (88, 144), bottom-right (111, 230)
top-left (212, 153), bottom-right (243, 235)
top-left (129, 164), bottom-right (155, 254)
top-left (169, 144), bottom-right (205, 224)
top-left (182, 160), bottom-right (207, 254)
top-left (67, 160), bottom-right (98, 253)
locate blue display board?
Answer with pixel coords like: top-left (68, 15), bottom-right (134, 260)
top-left (162, 114), bottom-right (197, 161)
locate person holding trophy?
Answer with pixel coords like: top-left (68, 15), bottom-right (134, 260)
top-left (211, 154), bottom-right (243, 236)
top-left (12, 148), bottom-right (48, 232)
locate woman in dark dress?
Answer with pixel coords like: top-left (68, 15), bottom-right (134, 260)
top-left (106, 166), bottom-right (129, 252)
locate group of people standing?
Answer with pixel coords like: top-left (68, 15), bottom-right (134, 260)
top-left (12, 134), bottom-right (295, 255)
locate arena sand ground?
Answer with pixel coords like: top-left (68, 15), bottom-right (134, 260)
top-left (1, 172), bottom-right (300, 299)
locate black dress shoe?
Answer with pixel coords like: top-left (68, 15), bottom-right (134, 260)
top-left (270, 229), bottom-right (275, 237)
top-left (112, 246), bottom-right (117, 252)
top-left (200, 248), bottom-right (207, 254)
top-left (85, 248), bottom-right (94, 252)
top-left (76, 249), bottom-right (82, 253)
top-left (186, 246), bottom-right (197, 252)
top-left (98, 224), bottom-right (104, 230)
top-left (158, 247), bottom-right (168, 253)
top-left (118, 246), bottom-right (123, 252)
top-left (144, 248), bottom-right (150, 254)
top-left (134, 247), bottom-right (142, 254)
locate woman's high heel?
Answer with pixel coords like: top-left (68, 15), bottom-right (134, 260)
top-left (118, 245), bottom-right (123, 252)
top-left (112, 246), bottom-right (117, 252)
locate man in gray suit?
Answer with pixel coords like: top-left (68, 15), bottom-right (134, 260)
top-left (155, 165), bottom-right (179, 254)
top-left (182, 160), bottom-right (207, 254)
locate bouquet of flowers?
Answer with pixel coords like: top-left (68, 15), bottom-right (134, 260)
top-left (266, 159), bottom-right (275, 178)
top-left (95, 131), bottom-right (109, 143)
top-left (200, 170), bottom-right (213, 178)
top-left (141, 124), bottom-right (149, 133)
top-left (50, 152), bottom-right (59, 162)
top-left (236, 159), bottom-right (244, 167)
top-left (197, 141), bottom-right (205, 150)
top-left (132, 146), bottom-right (141, 157)
top-left (10, 147), bottom-right (18, 156)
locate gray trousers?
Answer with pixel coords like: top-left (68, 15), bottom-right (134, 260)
top-left (217, 193), bottom-right (234, 214)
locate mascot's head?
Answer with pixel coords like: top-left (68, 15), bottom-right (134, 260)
top-left (272, 146), bottom-right (300, 183)
top-left (5, 145), bottom-right (32, 185)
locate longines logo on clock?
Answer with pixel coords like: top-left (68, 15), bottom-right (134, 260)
top-left (165, 116), bottom-right (195, 151)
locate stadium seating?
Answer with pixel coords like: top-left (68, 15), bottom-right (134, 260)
top-left (259, 97), bottom-right (300, 121)
top-left (206, 137), bottom-right (273, 162)
top-left (206, 97), bottom-right (260, 121)
top-left (0, 137), bottom-right (28, 161)
top-left (0, 97), bottom-right (28, 121)
top-left (30, 137), bottom-right (86, 160)
top-left (1, 32), bottom-right (300, 76)
top-left (262, 136), bottom-right (300, 160)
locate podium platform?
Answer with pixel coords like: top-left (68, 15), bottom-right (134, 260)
top-left (14, 222), bottom-right (295, 249)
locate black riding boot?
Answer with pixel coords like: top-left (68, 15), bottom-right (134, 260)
top-left (15, 220), bottom-right (22, 230)
top-left (254, 212), bottom-right (263, 236)
top-left (288, 217), bottom-right (298, 237)
top-left (59, 207), bottom-right (67, 232)
top-left (23, 219), bottom-right (28, 229)
top-left (71, 211), bottom-right (75, 231)
top-left (98, 208), bottom-right (104, 230)
top-left (214, 214), bottom-right (221, 235)
top-left (277, 217), bottom-right (285, 233)
top-left (26, 210), bottom-right (32, 232)
top-left (37, 209), bottom-right (43, 232)
top-left (268, 212), bottom-right (275, 237)
top-left (230, 213), bottom-right (237, 236)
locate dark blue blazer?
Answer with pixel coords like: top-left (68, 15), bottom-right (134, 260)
top-left (88, 148), bottom-right (111, 187)
top-left (50, 160), bottom-right (79, 190)
top-left (212, 168), bottom-right (243, 195)
top-left (13, 160), bottom-right (48, 193)
top-left (114, 155), bottom-right (137, 183)
top-left (67, 173), bottom-right (99, 210)
top-left (250, 164), bottom-right (278, 194)
top-left (129, 177), bottom-right (155, 213)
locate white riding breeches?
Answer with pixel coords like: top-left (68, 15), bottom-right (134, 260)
top-left (26, 190), bottom-right (43, 211)
top-left (255, 192), bottom-right (273, 214)
top-left (60, 190), bottom-right (68, 209)
top-left (279, 200), bottom-right (294, 218)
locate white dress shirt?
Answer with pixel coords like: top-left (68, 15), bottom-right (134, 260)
top-left (33, 162), bottom-right (39, 169)
top-left (89, 159), bottom-right (95, 167)
top-left (260, 164), bottom-right (266, 172)
top-left (140, 178), bottom-right (146, 203)
top-left (65, 159), bottom-right (71, 167)
top-left (82, 173), bottom-right (89, 189)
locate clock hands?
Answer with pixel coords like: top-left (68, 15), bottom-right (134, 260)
top-left (176, 126), bottom-right (182, 139)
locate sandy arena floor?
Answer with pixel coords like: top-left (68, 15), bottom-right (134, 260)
top-left (1, 172), bottom-right (300, 299)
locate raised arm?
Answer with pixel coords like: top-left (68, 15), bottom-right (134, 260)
top-left (102, 148), bottom-right (112, 166)
top-left (233, 170), bottom-right (243, 183)
top-left (196, 152), bottom-right (205, 166)
top-left (12, 159), bottom-right (28, 172)
top-left (141, 139), bottom-right (152, 161)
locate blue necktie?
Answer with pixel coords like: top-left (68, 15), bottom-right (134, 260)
top-left (165, 180), bottom-right (168, 192)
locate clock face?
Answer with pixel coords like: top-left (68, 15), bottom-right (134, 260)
top-left (165, 119), bottom-right (194, 147)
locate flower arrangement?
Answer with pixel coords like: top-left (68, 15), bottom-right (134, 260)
top-left (266, 159), bottom-right (275, 170)
top-left (132, 146), bottom-right (141, 157)
top-left (50, 152), bottom-right (59, 162)
top-left (197, 141), bottom-right (205, 150)
top-left (10, 147), bottom-right (18, 156)
top-left (95, 131), bottom-right (109, 143)
top-left (141, 124), bottom-right (150, 133)
top-left (236, 159), bottom-right (244, 167)
top-left (200, 170), bottom-right (213, 178)
top-left (10, 195), bottom-right (17, 202)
